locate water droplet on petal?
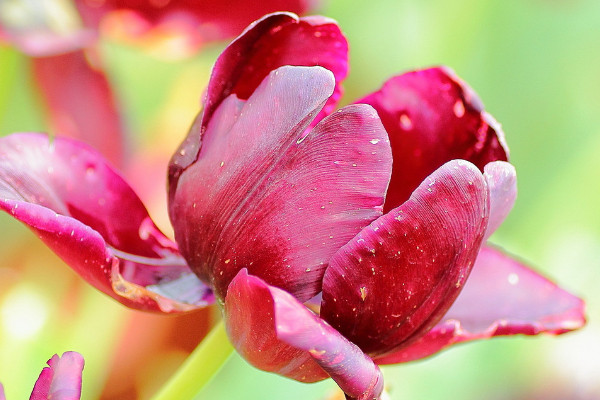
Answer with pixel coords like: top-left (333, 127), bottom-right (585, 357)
top-left (454, 99), bottom-right (465, 118)
top-left (399, 113), bottom-right (413, 130)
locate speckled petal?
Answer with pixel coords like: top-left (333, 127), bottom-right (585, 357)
top-left (224, 269), bottom-right (384, 400)
top-left (321, 160), bottom-right (489, 357)
top-left (30, 352), bottom-right (84, 400)
top-left (484, 161), bottom-right (517, 239)
top-left (169, 12), bottom-right (348, 181)
top-left (169, 66), bottom-right (391, 302)
top-left (32, 49), bottom-right (124, 166)
top-left (375, 246), bottom-right (586, 364)
top-left (357, 66), bottom-right (508, 212)
top-left (0, 133), bottom-right (213, 312)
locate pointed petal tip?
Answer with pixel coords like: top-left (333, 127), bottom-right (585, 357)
top-left (483, 161), bottom-right (517, 239)
top-left (31, 352), bottom-right (84, 400)
top-left (375, 246), bottom-right (586, 364)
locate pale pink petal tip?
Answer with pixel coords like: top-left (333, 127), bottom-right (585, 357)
top-left (30, 352), bottom-right (84, 400)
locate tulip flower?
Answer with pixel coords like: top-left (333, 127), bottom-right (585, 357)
top-left (0, 352), bottom-right (84, 400)
top-left (0, 12), bottom-right (584, 400)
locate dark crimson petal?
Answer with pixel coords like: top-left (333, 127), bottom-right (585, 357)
top-left (30, 352), bottom-right (84, 400)
top-left (169, 66), bottom-right (391, 302)
top-left (375, 246), bottom-right (586, 364)
top-left (0, 133), bottom-right (213, 312)
top-left (169, 12), bottom-right (348, 183)
top-left (32, 49), bottom-right (124, 167)
top-left (483, 161), bottom-right (517, 239)
top-left (321, 160), bottom-right (489, 357)
top-left (357, 66), bottom-right (508, 212)
top-left (224, 269), bottom-right (383, 400)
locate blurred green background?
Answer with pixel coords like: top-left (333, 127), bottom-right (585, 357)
top-left (1, 0), bottom-right (599, 399)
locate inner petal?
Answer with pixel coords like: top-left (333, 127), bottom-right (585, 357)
top-left (170, 65), bottom-right (392, 302)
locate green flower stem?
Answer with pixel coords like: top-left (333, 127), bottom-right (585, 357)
top-left (152, 319), bottom-right (234, 400)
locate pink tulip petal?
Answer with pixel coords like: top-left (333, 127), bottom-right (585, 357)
top-left (321, 160), bottom-right (489, 357)
top-left (225, 269), bottom-right (383, 400)
top-left (32, 49), bottom-right (125, 167)
top-left (0, 133), bottom-right (213, 312)
top-left (484, 161), bottom-right (517, 239)
top-left (30, 352), bottom-right (84, 400)
top-left (357, 66), bottom-right (508, 211)
top-left (375, 246), bottom-right (586, 364)
top-left (170, 66), bottom-right (391, 302)
top-left (0, 383), bottom-right (5, 400)
top-left (170, 12), bottom-right (348, 180)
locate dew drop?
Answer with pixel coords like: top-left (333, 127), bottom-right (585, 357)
top-left (508, 273), bottom-right (519, 285)
top-left (399, 113), bottom-right (413, 130)
top-left (454, 100), bottom-right (465, 118)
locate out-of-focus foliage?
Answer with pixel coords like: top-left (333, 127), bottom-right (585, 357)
top-left (1, 0), bottom-right (598, 399)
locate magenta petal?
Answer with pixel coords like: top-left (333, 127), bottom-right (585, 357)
top-left (32, 49), bottom-right (124, 167)
top-left (357, 66), bottom-right (508, 211)
top-left (0, 133), bottom-right (213, 312)
top-left (321, 160), bottom-right (489, 356)
top-left (484, 161), bottom-right (517, 239)
top-left (169, 12), bottom-right (348, 179)
top-left (170, 66), bottom-right (391, 302)
top-left (30, 352), bottom-right (84, 400)
top-left (375, 246), bottom-right (586, 364)
top-left (225, 269), bottom-right (383, 400)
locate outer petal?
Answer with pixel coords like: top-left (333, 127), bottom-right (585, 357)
top-left (169, 66), bottom-right (391, 302)
top-left (169, 12), bottom-right (348, 182)
top-left (32, 49), bottom-right (124, 167)
top-left (0, 133), bottom-right (213, 312)
top-left (375, 246), bottom-right (586, 364)
top-left (484, 161), bottom-right (517, 239)
top-left (357, 66), bottom-right (508, 211)
top-left (321, 160), bottom-right (489, 357)
top-left (224, 269), bottom-right (383, 400)
top-left (30, 352), bottom-right (84, 400)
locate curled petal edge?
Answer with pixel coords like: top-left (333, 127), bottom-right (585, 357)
top-left (224, 269), bottom-right (383, 400)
